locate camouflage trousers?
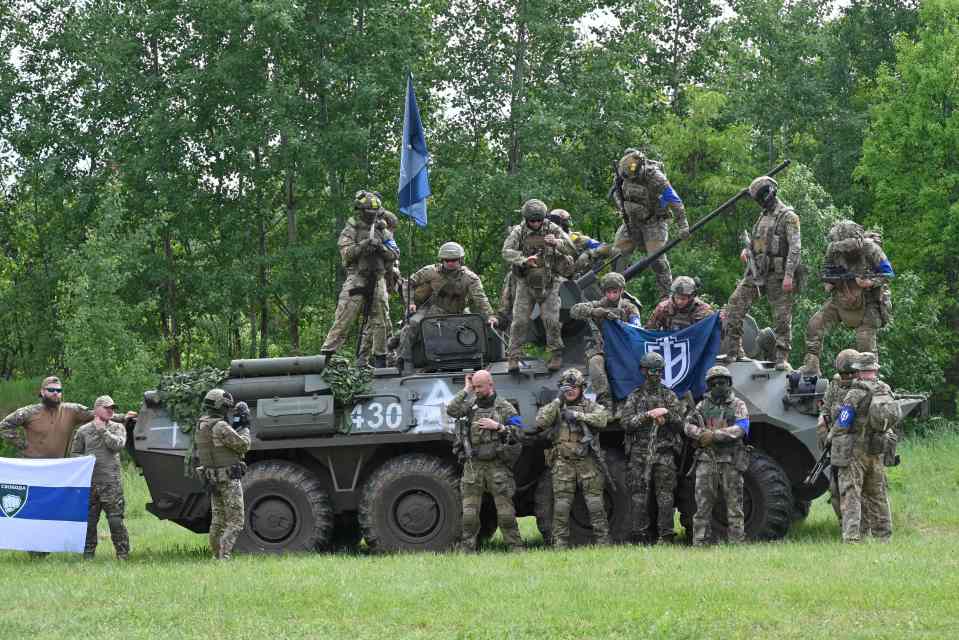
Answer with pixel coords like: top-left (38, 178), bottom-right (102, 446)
top-left (725, 273), bottom-right (794, 360)
top-left (508, 278), bottom-right (563, 358)
top-left (626, 451), bottom-right (677, 541)
top-left (805, 298), bottom-right (881, 359)
top-left (587, 354), bottom-right (611, 408)
top-left (836, 453), bottom-right (891, 543)
top-left (321, 273), bottom-right (389, 356)
top-left (460, 460), bottom-right (522, 550)
top-left (210, 479), bottom-right (245, 559)
top-left (693, 460), bottom-right (744, 545)
top-left (85, 481), bottom-right (129, 558)
top-left (358, 288), bottom-right (392, 364)
top-left (613, 220), bottom-right (671, 298)
top-left (551, 455), bottom-right (609, 548)
top-left (497, 272), bottom-right (517, 327)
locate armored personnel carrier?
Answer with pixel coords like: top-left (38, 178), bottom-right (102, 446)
top-left (131, 171), bottom-right (927, 553)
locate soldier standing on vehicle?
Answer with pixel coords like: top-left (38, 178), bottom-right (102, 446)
top-left (527, 369), bottom-right (610, 549)
top-left (359, 208), bottom-right (402, 368)
top-left (801, 220), bottom-right (894, 376)
top-left (445, 370), bottom-right (524, 551)
top-left (723, 176), bottom-right (802, 370)
top-left (620, 353), bottom-right (685, 544)
top-left (609, 149), bottom-right (690, 299)
top-left (569, 272), bottom-right (642, 411)
top-left (645, 276), bottom-right (714, 331)
top-left (195, 389), bottom-right (251, 560)
top-left (502, 199), bottom-right (576, 372)
top-left (396, 242), bottom-right (498, 373)
top-left (684, 365), bottom-right (750, 545)
top-left (71, 396), bottom-right (130, 560)
top-left (830, 352), bottom-right (895, 543)
top-left (817, 349), bottom-right (861, 523)
top-left (320, 190), bottom-right (401, 365)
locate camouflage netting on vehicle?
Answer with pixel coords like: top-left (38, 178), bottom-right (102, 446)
top-left (156, 366), bottom-right (228, 477)
top-left (322, 355), bottom-right (373, 433)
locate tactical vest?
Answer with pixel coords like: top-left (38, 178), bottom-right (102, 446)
top-left (658, 299), bottom-right (707, 330)
top-left (463, 396), bottom-right (514, 463)
top-left (697, 396), bottom-right (744, 463)
top-left (349, 219), bottom-right (389, 276)
top-left (549, 399), bottom-right (594, 459)
top-left (431, 268), bottom-right (470, 314)
top-left (195, 415), bottom-right (242, 468)
top-left (619, 158), bottom-right (667, 225)
top-left (750, 203), bottom-right (795, 276)
top-left (513, 222), bottom-right (565, 290)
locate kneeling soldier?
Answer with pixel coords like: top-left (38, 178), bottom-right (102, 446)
top-left (72, 395), bottom-right (130, 560)
top-left (446, 370), bottom-right (524, 551)
top-left (196, 389), bottom-right (251, 560)
top-left (684, 366), bottom-right (750, 545)
top-left (528, 369), bottom-right (610, 549)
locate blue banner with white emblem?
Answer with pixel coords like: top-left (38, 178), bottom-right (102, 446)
top-left (602, 313), bottom-right (722, 401)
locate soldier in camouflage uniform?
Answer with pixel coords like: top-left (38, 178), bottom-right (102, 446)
top-left (71, 396), bottom-right (130, 560)
top-left (723, 176), bottom-right (802, 370)
top-left (829, 352), bottom-right (894, 543)
top-left (684, 366), bottom-right (750, 545)
top-left (547, 208), bottom-right (617, 278)
top-left (359, 208), bottom-right (401, 368)
top-left (620, 353), bottom-right (685, 544)
top-left (645, 276), bottom-right (715, 331)
top-left (801, 220), bottom-right (895, 376)
top-left (569, 272), bottom-right (642, 411)
top-left (502, 199), bottom-right (576, 372)
top-left (610, 149), bottom-right (690, 298)
top-left (817, 349), bottom-right (860, 522)
top-left (195, 389), bottom-right (251, 560)
top-left (445, 370), bottom-right (524, 551)
top-left (320, 191), bottom-right (401, 362)
top-left (396, 242), bottom-right (497, 372)
top-left (527, 369), bottom-right (610, 548)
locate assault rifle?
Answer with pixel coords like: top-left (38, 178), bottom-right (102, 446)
top-left (355, 214), bottom-right (382, 354)
top-left (608, 159), bottom-right (632, 239)
top-left (803, 440), bottom-right (831, 487)
top-left (820, 263), bottom-right (889, 284)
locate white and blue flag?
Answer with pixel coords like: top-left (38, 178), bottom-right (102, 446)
top-left (398, 72), bottom-right (431, 227)
top-left (0, 456), bottom-right (93, 553)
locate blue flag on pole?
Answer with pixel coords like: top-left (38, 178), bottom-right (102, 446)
top-left (602, 313), bottom-right (723, 401)
top-left (398, 73), bottom-right (431, 227)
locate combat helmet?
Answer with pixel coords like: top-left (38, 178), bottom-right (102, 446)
top-left (548, 208), bottom-right (571, 232)
top-left (354, 190), bottom-right (382, 211)
top-left (437, 242), bottom-right (465, 261)
top-left (748, 176), bottom-right (778, 204)
top-left (640, 352), bottom-right (665, 371)
top-left (834, 349), bottom-right (860, 374)
top-left (670, 276), bottom-right (696, 296)
top-left (850, 351), bottom-right (880, 372)
top-left (600, 272), bottom-right (626, 291)
top-left (619, 150), bottom-right (646, 179)
top-left (558, 368), bottom-right (586, 390)
top-left (203, 388), bottom-right (235, 413)
top-left (827, 219), bottom-right (865, 243)
top-left (705, 365), bottom-right (732, 384)
top-left (521, 199), bottom-right (547, 222)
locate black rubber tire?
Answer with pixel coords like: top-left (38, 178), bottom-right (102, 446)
top-left (234, 460), bottom-right (333, 554)
top-left (791, 497), bottom-right (812, 523)
top-left (676, 449), bottom-right (793, 542)
top-left (331, 513), bottom-right (364, 550)
top-left (358, 454), bottom-right (461, 553)
top-left (532, 447), bottom-right (630, 546)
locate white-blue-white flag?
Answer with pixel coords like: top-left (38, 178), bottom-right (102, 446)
top-left (0, 456), bottom-right (94, 553)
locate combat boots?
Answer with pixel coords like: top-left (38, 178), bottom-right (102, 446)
top-left (507, 357), bottom-right (520, 373)
top-left (774, 350), bottom-right (792, 371)
top-left (546, 351), bottom-right (563, 372)
top-left (801, 353), bottom-right (821, 376)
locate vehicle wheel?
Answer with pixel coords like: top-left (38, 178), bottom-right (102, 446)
top-left (791, 497), bottom-right (812, 523)
top-left (331, 513), bottom-right (364, 550)
top-left (235, 461), bottom-right (333, 554)
top-left (533, 448), bottom-right (629, 546)
top-left (676, 449), bottom-right (793, 542)
top-left (358, 454), bottom-right (461, 552)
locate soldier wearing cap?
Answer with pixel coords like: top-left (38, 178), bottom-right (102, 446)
top-left (502, 199), bottom-right (576, 372)
top-left (395, 242), bottom-right (497, 372)
top-left (195, 388), bottom-right (251, 560)
top-left (1, 376), bottom-right (133, 459)
top-left (723, 175), bottom-right (802, 370)
top-left (645, 276), bottom-right (714, 331)
top-left (569, 272), bottom-right (642, 411)
top-left (684, 365), bottom-right (750, 545)
top-left (71, 395), bottom-right (130, 560)
top-left (320, 190), bottom-right (401, 364)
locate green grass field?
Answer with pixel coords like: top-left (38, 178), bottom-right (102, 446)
top-left (3, 427), bottom-right (959, 640)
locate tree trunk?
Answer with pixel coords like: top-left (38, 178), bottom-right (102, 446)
top-left (507, 0), bottom-right (528, 177)
top-left (282, 133), bottom-right (300, 355)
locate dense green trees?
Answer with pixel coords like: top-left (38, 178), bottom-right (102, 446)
top-left (0, 1), bottom-right (953, 411)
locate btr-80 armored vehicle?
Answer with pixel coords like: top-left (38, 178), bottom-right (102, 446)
top-left (131, 172), bottom-right (926, 553)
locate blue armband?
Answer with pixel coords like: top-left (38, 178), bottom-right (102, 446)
top-left (384, 238), bottom-right (400, 254)
top-left (584, 238), bottom-right (602, 250)
top-left (735, 417), bottom-right (750, 435)
top-left (875, 259), bottom-right (894, 277)
top-left (506, 415), bottom-right (526, 430)
top-left (836, 405), bottom-right (856, 429)
top-left (659, 184), bottom-right (683, 208)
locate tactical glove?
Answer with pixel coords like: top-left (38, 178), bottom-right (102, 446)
top-left (590, 307), bottom-right (609, 320)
